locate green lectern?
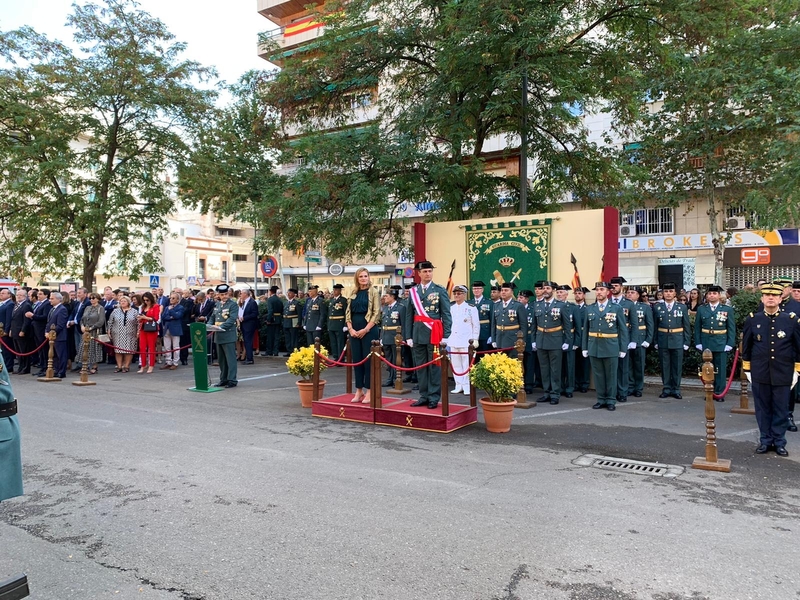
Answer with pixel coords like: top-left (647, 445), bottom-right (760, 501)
top-left (188, 322), bottom-right (223, 392)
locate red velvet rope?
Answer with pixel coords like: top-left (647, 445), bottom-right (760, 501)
top-left (476, 346), bottom-right (515, 355)
top-left (94, 337), bottom-right (196, 355)
top-left (0, 336), bottom-right (49, 356)
top-left (317, 351), bottom-right (371, 368)
top-left (696, 348), bottom-right (740, 400)
top-left (450, 355), bottom-right (476, 377)
top-left (376, 354), bottom-right (441, 371)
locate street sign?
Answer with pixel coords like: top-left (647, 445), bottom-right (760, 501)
top-left (149, 275), bottom-right (160, 288)
top-left (198, 278), bottom-right (206, 285)
top-left (304, 256), bottom-right (322, 264)
top-left (404, 267), bottom-right (414, 278)
top-left (305, 251), bottom-right (321, 257)
top-left (187, 276), bottom-right (197, 286)
top-left (329, 263), bottom-right (344, 276)
top-left (260, 255), bottom-right (279, 277)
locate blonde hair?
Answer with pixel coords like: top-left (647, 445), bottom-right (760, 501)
top-left (352, 267), bottom-right (371, 290)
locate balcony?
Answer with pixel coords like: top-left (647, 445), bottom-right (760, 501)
top-left (257, 18), bottom-right (326, 65)
top-left (257, 0), bottom-right (313, 22)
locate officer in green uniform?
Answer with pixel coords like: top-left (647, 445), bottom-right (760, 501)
top-left (401, 284), bottom-right (418, 386)
top-left (694, 285), bottom-right (736, 401)
top-left (491, 282), bottom-right (527, 358)
top-left (609, 276), bottom-right (634, 403)
top-left (626, 286), bottom-right (654, 397)
top-left (469, 280), bottom-right (493, 355)
top-left (212, 284), bottom-right (240, 388)
top-left (381, 288), bottom-right (406, 386)
top-left (572, 286), bottom-right (591, 393)
top-left (582, 281), bottom-right (629, 411)
top-left (282, 288), bottom-right (301, 356)
top-left (303, 284), bottom-right (328, 346)
top-left (534, 281), bottom-right (573, 404)
top-left (531, 281), bottom-right (545, 389)
top-left (0, 353), bottom-right (22, 502)
top-left (405, 261), bottom-right (452, 409)
top-left (556, 284), bottom-right (576, 398)
top-left (653, 282), bottom-right (691, 398)
top-left (327, 283), bottom-right (348, 362)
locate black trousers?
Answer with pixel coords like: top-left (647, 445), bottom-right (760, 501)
top-left (265, 324), bottom-right (281, 355)
top-left (179, 323), bottom-right (190, 363)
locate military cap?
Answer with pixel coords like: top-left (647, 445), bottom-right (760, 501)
top-left (215, 284), bottom-right (230, 293)
top-left (415, 260), bottom-right (435, 270)
top-left (609, 276), bottom-right (627, 285)
top-left (453, 285), bottom-right (468, 294)
top-left (404, 283), bottom-right (415, 289)
top-left (472, 280), bottom-right (486, 288)
top-left (630, 286), bottom-right (643, 296)
top-left (774, 277), bottom-right (792, 286)
top-left (308, 284), bottom-right (319, 290)
top-left (387, 289), bottom-right (400, 298)
top-left (491, 285), bottom-right (501, 292)
top-left (574, 286), bottom-right (590, 294)
top-left (594, 281), bottom-right (610, 290)
top-left (662, 283), bottom-right (676, 290)
top-left (390, 284), bottom-right (402, 290)
top-left (556, 284), bottom-right (571, 291)
top-left (333, 283), bottom-right (344, 290)
top-left (269, 285), bottom-right (279, 293)
top-left (707, 285), bottom-right (724, 293)
top-left (519, 290), bottom-right (534, 298)
top-left (500, 282), bottom-right (517, 290)
top-left (534, 281), bottom-right (545, 289)
top-left (541, 280), bottom-right (557, 288)
top-left (761, 283), bottom-right (783, 296)
top-left (792, 281), bottom-right (800, 290)
top-left (288, 287), bottom-right (298, 294)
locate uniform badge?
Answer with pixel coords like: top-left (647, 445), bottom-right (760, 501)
top-left (509, 310), bottom-right (516, 319)
top-left (289, 305), bottom-right (296, 311)
top-left (756, 334), bottom-right (761, 341)
top-left (312, 304), bottom-right (319, 311)
top-left (778, 330), bottom-right (786, 338)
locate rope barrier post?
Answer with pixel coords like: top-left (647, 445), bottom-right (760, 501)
top-left (515, 331), bottom-right (534, 408)
top-left (468, 341), bottom-right (477, 408)
top-left (369, 340), bottom-right (381, 408)
top-left (731, 340), bottom-right (754, 415)
top-left (72, 331), bottom-right (96, 386)
top-left (346, 337), bottom-right (353, 395)
top-left (38, 327), bottom-right (61, 383)
top-left (386, 333), bottom-right (410, 395)
top-left (439, 342), bottom-right (450, 417)
top-left (693, 349), bottom-right (731, 472)
top-left (312, 338), bottom-right (321, 403)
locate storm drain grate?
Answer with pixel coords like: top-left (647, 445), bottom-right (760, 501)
top-left (572, 454), bottom-right (684, 478)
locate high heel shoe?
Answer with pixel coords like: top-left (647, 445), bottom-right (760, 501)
top-left (361, 398), bottom-right (371, 404)
top-left (137, 368), bottom-right (144, 374)
top-left (351, 393), bottom-right (364, 403)
top-left (147, 367), bottom-right (154, 374)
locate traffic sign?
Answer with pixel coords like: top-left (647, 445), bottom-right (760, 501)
top-left (305, 251), bottom-right (321, 256)
top-left (187, 276), bottom-right (197, 286)
top-left (149, 275), bottom-right (159, 288)
top-left (260, 255), bottom-right (279, 277)
top-left (198, 278), bottom-right (206, 285)
top-left (304, 256), bottom-right (322, 264)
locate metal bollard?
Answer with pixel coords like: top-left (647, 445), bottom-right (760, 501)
top-left (692, 349), bottom-right (731, 472)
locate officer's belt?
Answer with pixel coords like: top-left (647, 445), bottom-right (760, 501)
top-left (701, 329), bottom-right (726, 334)
top-left (285, 315), bottom-right (298, 320)
top-left (537, 326), bottom-right (562, 333)
top-left (496, 325), bottom-right (519, 331)
top-left (479, 320), bottom-right (490, 324)
top-left (658, 328), bottom-right (683, 333)
top-left (329, 316), bottom-right (345, 320)
top-left (638, 325), bottom-right (647, 330)
top-left (383, 326), bottom-right (401, 331)
top-left (589, 332), bottom-right (618, 338)
top-left (0, 400), bottom-right (17, 418)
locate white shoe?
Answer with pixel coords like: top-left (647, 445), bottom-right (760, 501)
top-left (451, 387), bottom-right (463, 394)
top-left (462, 387), bottom-right (470, 395)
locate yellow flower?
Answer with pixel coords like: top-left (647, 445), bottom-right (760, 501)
top-left (286, 346), bottom-right (328, 380)
top-left (469, 352), bottom-right (523, 402)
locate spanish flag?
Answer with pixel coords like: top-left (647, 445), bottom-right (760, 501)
top-left (570, 253), bottom-right (582, 291)
top-left (284, 17), bottom-right (323, 37)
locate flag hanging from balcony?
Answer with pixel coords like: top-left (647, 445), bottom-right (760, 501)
top-left (284, 17), bottom-right (323, 37)
top-left (464, 220), bottom-right (551, 292)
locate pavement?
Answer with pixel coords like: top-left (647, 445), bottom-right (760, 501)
top-left (1, 354), bottom-right (799, 600)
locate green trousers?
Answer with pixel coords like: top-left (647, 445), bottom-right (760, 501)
top-left (217, 341), bottom-right (238, 384)
top-left (591, 356), bottom-right (618, 406)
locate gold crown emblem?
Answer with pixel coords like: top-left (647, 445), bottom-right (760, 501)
top-left (498, 255), bottom-right (514, 267)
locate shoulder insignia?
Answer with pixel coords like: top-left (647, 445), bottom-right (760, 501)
top-left (791, 312), bottom-right (797, 319)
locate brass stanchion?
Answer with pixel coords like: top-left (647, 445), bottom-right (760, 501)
top-left (38, 327), bottom-right (61, 383)
top-left (73, 330), bottom-right (96, 386)
top-left (312, 338), bottom-right (321, 403)
top-left (468, 341), bottom-right (477, 408)
top-left (439, 342), bottom-right (450, 417)
top-left (386, 333), bottom-right (410, 395)
top-left (731, 340), bottom-right (755, 415)
top-left (692, 349), bottom-right (731, 472)
top-left (369, 340), bottom-right (381, 408)
top-left (515, 331), bottom-right (534, 408)
top-left (345, 337), bottom-right (353, 395)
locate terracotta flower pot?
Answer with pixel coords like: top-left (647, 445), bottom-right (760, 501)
top-left (479, 398), bottom-right (517, 433)
top-left (296, 379), bottom-right (326, 408)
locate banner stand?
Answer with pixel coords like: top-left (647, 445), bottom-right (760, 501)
top-left (188, 323), bottom-right (223, 393)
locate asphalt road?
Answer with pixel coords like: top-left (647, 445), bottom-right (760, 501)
top-left (1, 357), bottom-right (799, 600)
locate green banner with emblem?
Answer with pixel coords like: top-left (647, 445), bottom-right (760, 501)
top-left (466, 220), bottom-right (552, 292)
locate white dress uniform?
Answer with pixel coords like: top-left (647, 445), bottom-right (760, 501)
top-left (449, 298), bottom-right (480, 394)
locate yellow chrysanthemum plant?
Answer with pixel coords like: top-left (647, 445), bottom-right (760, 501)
top-left (286, 346), bottom-right (328, 381)
top-left (469, 352), bottom-right (523, 402)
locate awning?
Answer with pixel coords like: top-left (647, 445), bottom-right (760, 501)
top-left (618, 260), bottom-right (658, 285)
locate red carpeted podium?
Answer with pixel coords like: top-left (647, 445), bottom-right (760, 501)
top-left (312, 394), bottom-right (477, 433)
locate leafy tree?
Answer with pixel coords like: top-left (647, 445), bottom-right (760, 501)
top-left (621, 1), bottom-right (800, 284)
top-left (200, 0), bottom-right (686, 260)
top-left (0, 0), bottom-right (215, 286)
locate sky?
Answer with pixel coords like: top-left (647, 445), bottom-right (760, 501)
top-left (0, 0), bottom-right (277, 90)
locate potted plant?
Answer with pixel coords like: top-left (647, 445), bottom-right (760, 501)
top-left (469, 352), bottom-right (523, 432)
top-left (287, 346), bottom-right (328, 407)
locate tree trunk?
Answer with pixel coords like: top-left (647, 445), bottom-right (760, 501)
top-left (707, 188), bottom-right (724, 286)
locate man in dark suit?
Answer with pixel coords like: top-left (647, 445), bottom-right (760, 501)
top-left (9, 290), bottom-right (33, 374)
top-left (239, 289), bottom-right (259, 364)
top-left (26, 289), bottom-right (50, 376)
top-left (179, 289), bottom-right (195, 365)
top-left (0, 288), bottom-right (15, 373)
top-left (46, 292), bottom-right (69, 378)
top-left (67, 287), bottom-right (90, 372)
top-left (264, 286), bottom-right (284, 357)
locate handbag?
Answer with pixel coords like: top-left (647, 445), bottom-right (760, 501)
top-left (142, 320), bottom-right (158, 332)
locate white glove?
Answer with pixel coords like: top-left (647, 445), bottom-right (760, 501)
top-left (472, 340), bottom-right (479, 349)
top-left (406, 339), bottom-right (414, 348)
top-left (492, 342), bottom-right (497, 348)
top-left (316, 326), bottom-right (321, 330)
top-left (696, 344), bottom-right (703, 351)
top-left (628, 342), bottom-right (636, 350)
top-left (486, 336), bottom-right (492, 344)
top-left (619, 352), bottom-right (626, 358)
top-left (793, 371), bottom-right (798, 389)
top-left (745, 371), bottom-right (751, 383)
top-left (572, 345), bottom-right (578, 350)
top-left (724, 345), bottom-right (732, 352)
top-left (641, 341), bottom-right (649, 349)
top-left (683, 345), bottom-right (689, 351)
top-left (561, 343), bottom-right (569, 351)
top-left (532, 342), bottom-right (537, 351)
top-left (440, 337), bottom-right (449, 345)
top-left (343, 326), bottom-right (348, 332)
top-left (654, 344), bottom-right (658, 350)
top-left (582, 350), bottom-right (589, 358)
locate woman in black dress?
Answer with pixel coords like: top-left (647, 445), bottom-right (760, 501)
top-left (345, 267), bottom-right (382, 403)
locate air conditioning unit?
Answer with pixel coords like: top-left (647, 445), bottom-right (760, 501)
top-left (619, 224), bottom-right (636, 237)
top-left (726, 216), bottom-right (746, 230)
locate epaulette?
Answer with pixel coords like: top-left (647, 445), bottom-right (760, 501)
top-left (749, 312), bottom-right (754, 318)
top-left (791, 312), bottom-right (797, 319)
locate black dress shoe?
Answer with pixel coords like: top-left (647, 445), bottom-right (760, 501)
top-left (776, 447), bottom-right (789, 457)
top-left (633, 391), bottom-right (642, 397)
top-left (524, 388), bottom-right (533, 394)
top-left (592, 402), bottom-right (604, 409)
top-left (34, 371), bottom-right (46, 377)
top-left (607, 404), bottom-right (616, 411)
top-left (260, 352), bottom-right (268, 357)
top-left (225, 382), bottom-right (238, 388)
top-left (564, 392), bottom-right (573, 398)
top-left (412, 385), bottom-right (419, 391)
top-left (181, 361), bottom-right (188, 366)
top-left (538, 396), bottom-right (548, 403)
top-left (714, 396), bottom-right (725, 403)
top-left (427, 402), bottom-right (439, 410)
top-left (788, 414), bottom-right (798, 432)
top-left (672, 393), bottom-right (683, 399)
top-left (755, 444), bottom-right (771, 454)
top-left (215, 381), bottom-right (228, 387)
top-left (244, 360), bottom-right (254, 365)
top-left (550, 398), bottom-right (559, 405)
top-left (617, 397), bottom-right (627, 403)
top-left (658, 392), bottom-right (670, 398)
top-left (410, 399), bottom-right (428, 407)
top-left (579, 387), bottom-right (589, 393)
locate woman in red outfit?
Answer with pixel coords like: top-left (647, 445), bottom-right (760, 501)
top-left (137, 291), bottom-right (162, 373)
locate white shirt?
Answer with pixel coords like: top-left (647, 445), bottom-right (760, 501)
top-left (449, 302), bottom-right (480, 348)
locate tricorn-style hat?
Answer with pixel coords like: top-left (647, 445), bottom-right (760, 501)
top-left (519, 290), bottom-right (533, 298)
top-left (610, 276), bottom-right (627, 285)
top-left (332, 284), bottom-right (344, 290)
top-left (472, 280), bottom-right (486, 287)
top-left (662, 283), bottom-right (676, 290)
top-left (594, 281), bottom-right (610, 290)
top-left (215, 284), bottom-right (230, 293)
top-left (269, 285), bottom-right (279, 293)
top-left (574, 286), bottom-right (590, 294)
top-left (288, 288), bottom-right (298, 294)
top-left (500, 282), bottom-right (516, 290)
top-left (707, 285), bottom-right (724, 293)
top-left (556, 284), bottom-right (572, 291)
top-left (415, 260), bottom-right (435, 270)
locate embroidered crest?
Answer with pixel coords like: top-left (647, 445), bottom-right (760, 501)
top-left (778, 330), bottom-right (786, 338)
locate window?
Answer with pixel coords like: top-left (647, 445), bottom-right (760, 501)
top-left (726, 205), bottom-right (755, 229)
top-left (620, 208), bottom-right (674, 235)
top-left (233, 254), bottom-right (249, 262)
top-left (222, 261), bottom-right (229, 282)
top-left (198, 258), bottom-right (206, 279)
top-left (216, 227), bottom-right (242, 237)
